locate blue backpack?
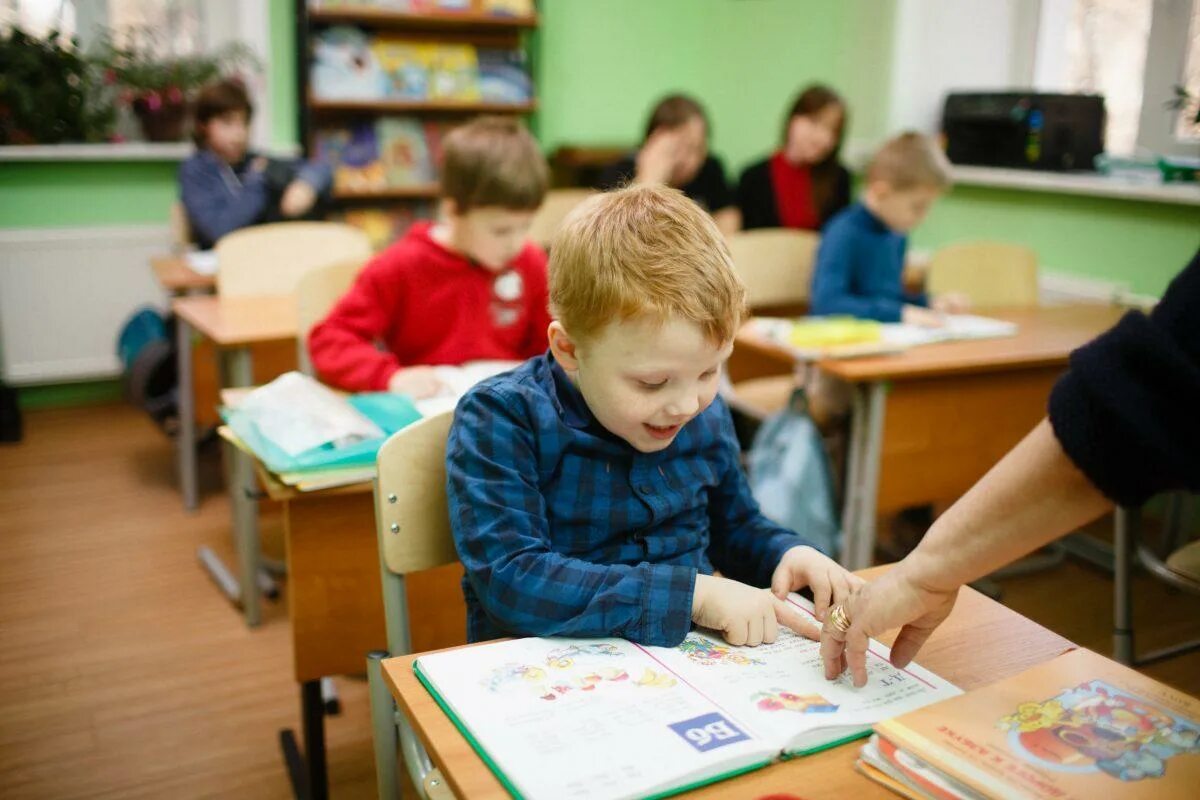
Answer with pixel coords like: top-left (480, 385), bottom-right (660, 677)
top-left (747, 389), bottom-right (842, 556)
top-left (116, 306), bottom-right (178, 433)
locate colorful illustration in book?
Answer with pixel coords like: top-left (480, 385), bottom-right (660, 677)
top-left (998, 680), bottom-right (1200, 781)
top-left (372, 39), bottom-right (431, 99)
top-left (311, 27), bottom-right (385, 100)
top-left (377, 117), bottom-right (434, 185)
top-left (752, 688), bottom-right (839, 714)
top-left (483, 643), bottom-right (675, 701)
top-left (677, 633), bottom-right (765, 667)
top-left (317, 122), bottom-right (386, 192)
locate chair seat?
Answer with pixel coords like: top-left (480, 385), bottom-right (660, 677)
top-left (730, 375), bottom-right (796, 418)
top-left (1165, 540), bottom-right (1200, 588)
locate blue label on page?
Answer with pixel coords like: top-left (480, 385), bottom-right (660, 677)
top-left (668, 712), bottom-right (750, 752)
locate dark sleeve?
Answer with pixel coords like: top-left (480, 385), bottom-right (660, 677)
top-left (821, 165), bottom-right (852, 227)
top-left (694, 155), bottom-right (733, 213)
top-left (1048, 248), bottom-right (1200, 506)
top-left (736, 160), bottom-right (778, 231)
top-left (178, 155), bottom-right (269, 247)
top-left (596, 156), bottom-right (636, 191)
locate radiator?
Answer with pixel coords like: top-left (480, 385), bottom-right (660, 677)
top-left (0, 225), bottom-right (171, 384)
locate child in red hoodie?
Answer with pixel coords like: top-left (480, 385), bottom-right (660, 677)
top-left (309, 116), bottom-right (550, 396)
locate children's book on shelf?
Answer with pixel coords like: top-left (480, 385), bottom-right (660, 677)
top-left (861, 647), bottom-right (1200, 800)
top-left (312, 26), bottom-right (386, 100)
top-left (377, 116), bottom-right (435, 185)
top-left (477, 48), bottom-right (532, 104)
top-left (483, 0), bottom-right (535, 16)
top-left (426, 43), bottom-right (481, 101)
top-left (372, 38), bottom-right (432, 100)
top-left (334, 203), bottom-right (435, 250)
top-left (316, 121), bottom-right (388, 193)
top-left (414, 595), bottom-right (960, 800)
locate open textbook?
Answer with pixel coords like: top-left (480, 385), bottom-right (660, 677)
top-left (413, 596), bottom-right (961, 800)
top-left (752, 314), bottom-right (1018, 360)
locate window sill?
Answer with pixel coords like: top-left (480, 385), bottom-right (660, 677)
top-left (0, 143), bottom-right (193, 162)
top-left (949, 164), bottom-right (1200, 207)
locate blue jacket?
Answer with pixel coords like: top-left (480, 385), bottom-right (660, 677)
top-left (178, 149), bottom-right (332, 249)
top-left (809, 202), bottom-right (927, 322)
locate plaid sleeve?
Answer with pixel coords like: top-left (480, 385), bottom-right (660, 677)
top-left (446, 386), bottom-right (696, 646)
top-left (704, 402), bottom-right (809, 587)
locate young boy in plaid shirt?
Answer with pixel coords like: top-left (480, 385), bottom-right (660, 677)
top-left (447, 184), bottom-right (861, 647)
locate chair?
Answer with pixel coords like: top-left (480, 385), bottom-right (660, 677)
top-left (366, 411), bottom-right (460, 800)
top-left (528, 188), bottom-right (595, 248)
top-left (724, 229), bottom-right (820, 424)
top-left (294, 258), bottom-right (366, 376)
top-left (926, 241), bottom-right (1039, 307)
top-left (215, 221), bottom-right (372, 297)
top-left (169, 201), bottom-right (193, 253)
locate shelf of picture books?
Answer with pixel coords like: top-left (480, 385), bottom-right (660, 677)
top-left (329, 202), bottom-right (437, 251)
top-left (316, 116), bottom-right (454, 199)
top-left (308, 0), bottom-right (537, 31)
top-left (310, 24), bottom-right (535, 109)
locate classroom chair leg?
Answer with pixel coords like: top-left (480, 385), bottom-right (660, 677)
top-left (368, 651), bottom-right (402, 800)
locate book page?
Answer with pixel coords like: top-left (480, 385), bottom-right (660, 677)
top-left (237, 372), bottom-right (383, 456)
top-left (414, 360), bottom-right (521, 417)
top-left (645, 596), bottom-right (961, 753)
top-left (416, 637), bottom-right (776, 800)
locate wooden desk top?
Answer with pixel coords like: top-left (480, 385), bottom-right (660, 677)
top-left (151, 254), bottom-right (216, 293)
top-left (737, 304), bottom-right (1126, 383)
top-left (172, 294), bottom-right (298, 346)
top-left (382, 565), bottom-right (1075, 800)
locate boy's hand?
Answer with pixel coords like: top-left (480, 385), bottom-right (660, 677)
top-left (770, 545), bottom-right (865, 623)
top-left (280, 179), bottom-right (318, 217)
top-left (902, 304), bottom-right (945, 328)
top-left (692, 574), bottom-right (818, 646)
top-left (932, 292), bottom-right (971, 314)
top-left (636, 130), bottom-right (681, 185)
top-left (387, 366), bottom-right (449, 399)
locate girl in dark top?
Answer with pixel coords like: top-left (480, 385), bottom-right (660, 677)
top-left (819, 247), bottom-right (1200, 688)
top-left (737, 85), bottom-right (851, 231)
top-left (598, 94), bottom-right (739, 235)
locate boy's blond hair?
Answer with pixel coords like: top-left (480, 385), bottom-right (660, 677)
top-left (440, 116), bottom-right (548, 212)
top-left (549, 184), bottom-right (748, 345)
top-left (866, 131), bottom-right (954, 191)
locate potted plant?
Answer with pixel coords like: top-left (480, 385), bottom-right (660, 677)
top-left (0, 27), bottom-right (115, 144)
top-left (96, 33), bottom-right (257, 142)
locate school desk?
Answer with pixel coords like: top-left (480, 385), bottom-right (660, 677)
top-left (150, 254), bottom-right (216, 295)
top-left (250, 465), bottom-right (465, 800)
top-left (732, 304), bottom-right (1126, 570)
top-left (380, 564), bottom-right (1076, 799)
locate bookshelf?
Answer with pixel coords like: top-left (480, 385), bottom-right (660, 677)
top-left (297, 1), bottom-right (539, 246)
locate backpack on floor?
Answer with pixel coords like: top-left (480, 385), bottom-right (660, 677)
top-left (747, 388), bottom-right (842, 556)
top-left (116, 307), bottom-right (178, 434)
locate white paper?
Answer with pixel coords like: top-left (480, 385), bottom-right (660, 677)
top-left (185, 250), bottom-right (218, 275)
top-left (239, 371), bottom-right (383, 456)
top-left (413, 360), bottom-right (520, 417)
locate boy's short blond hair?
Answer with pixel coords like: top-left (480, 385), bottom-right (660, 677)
top-left (866, 131), bottom-right (954, 191)
top-left (549, 184), bottom-right (748, 345)
top-left (440, 116), bottom-right (548, 212)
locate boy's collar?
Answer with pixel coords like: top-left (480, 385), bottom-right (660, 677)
top-left (546, 354), bottom-right (593, 430)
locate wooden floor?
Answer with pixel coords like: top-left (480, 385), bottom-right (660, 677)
top-left (1, 403), bottom-right (1198, 799)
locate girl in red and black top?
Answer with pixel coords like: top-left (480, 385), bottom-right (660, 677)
top-left (737, 85), bottom-right (850, 231)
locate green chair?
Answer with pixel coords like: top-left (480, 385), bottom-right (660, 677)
top-left (366, 410), bottom-right (458, 799)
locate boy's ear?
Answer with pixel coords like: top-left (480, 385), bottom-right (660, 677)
top-left (547, 321), bottom-right (581, 373)
top-left (439, 197), bottom-right (461, 220)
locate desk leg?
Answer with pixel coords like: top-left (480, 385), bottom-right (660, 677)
top-left (1113, 506), bottom-right (1138, 665)
top-left (281, 680), bottom-right (329, 800)
top-left (176, 315), bottom-right (198, 511)
top-left (841, 382), bottom-right (887, 571)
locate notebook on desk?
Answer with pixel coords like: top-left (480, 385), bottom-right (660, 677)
top-left (752, 315), bottom-right (1018, 360)
top-left (413, 595), bottom-right (960, 800)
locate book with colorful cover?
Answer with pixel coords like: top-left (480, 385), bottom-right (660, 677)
top-left (426, 43), bottom-right (480, 101)
top-left (477, 47), bottom-right (532, 104)
top-left (869, 647), bottom-right (1200, 800)
top-left (376, 117), bottom-right (435, 185)
top-left (413, 596), bottom-right (960, 800)
top-left (311, 26), bottom-right (386, 100)
top-left (482, 0), bottom-right (535, 16)
top-left (372, 38), bottom-right (433, 99)
top-left (316, 121), bottom-right (387, 193)
top-left (334, 204), bottom-right (435, 250)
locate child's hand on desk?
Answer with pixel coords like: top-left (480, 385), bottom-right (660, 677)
top-left (771, 545), bottom-right (865, 623)
top-left (280, 179), bottom-right (318, 217)
top-left (932, 292), bottom-right (971, 314)
top-left (691, 574), bottom-right (816, 647)
top-left (902, 304), bottom-right (945, 328)
top-left (387, 366), bottom-right (450, 400)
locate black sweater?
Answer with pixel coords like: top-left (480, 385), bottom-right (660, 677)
top-left (1048, 247), bottom-right (1200, 507)
top-left (736, 158), bottom-right (851, 231)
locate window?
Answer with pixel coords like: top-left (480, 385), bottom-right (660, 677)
top-left (1176, 1), bottom-right (1200, 140)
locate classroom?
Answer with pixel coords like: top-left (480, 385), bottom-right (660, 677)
top-left (1, 0), bottom-right (1199, 798)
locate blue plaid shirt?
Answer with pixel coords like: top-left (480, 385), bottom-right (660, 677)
top-left (446, 352), bottom-right (810, 647)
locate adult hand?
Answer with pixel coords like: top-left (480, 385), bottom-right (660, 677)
top-left (280, 179), bottom-right (318, 217)
top-left (819, 562), bottom-right (958, 687)
top-left (635, 129), bottom-right (681, 185)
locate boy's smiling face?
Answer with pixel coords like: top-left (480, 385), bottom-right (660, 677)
top-left (549, 314), bottom-right (731, 453)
